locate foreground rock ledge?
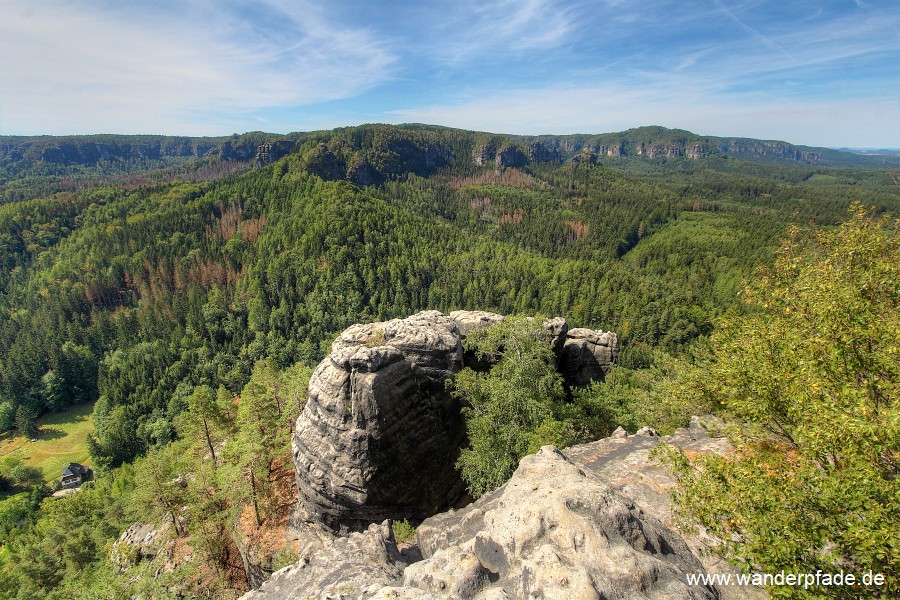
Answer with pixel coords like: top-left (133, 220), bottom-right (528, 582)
top-left (391, 446), bottom-right (718, 600)
top-left (253, 443), bottom-right (721, 600)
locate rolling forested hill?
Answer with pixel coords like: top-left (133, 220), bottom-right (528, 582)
top-left (1, 123), bottom-right (898, 466)
top-left (0, 123), bottom-right (897, 597)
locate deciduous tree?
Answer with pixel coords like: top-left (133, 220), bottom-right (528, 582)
top-left (665, 206), bottom-right (900, 597)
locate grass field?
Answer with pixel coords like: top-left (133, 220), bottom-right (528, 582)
top-left (0, 402), bottom-right (95, 482)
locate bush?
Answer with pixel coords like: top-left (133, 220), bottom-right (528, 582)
top-left (666, 206), bottom-right (900, 598)
top-left (0, 403), bottom-right (15, 432)
top-left (15, 405), bottom-right (39, 438)
top-left (452, 316), bottom-right (566, 498)
top-left (0, 457), bottom-right (44, 490)
top-left (391, 519), bottom-right (416, 545)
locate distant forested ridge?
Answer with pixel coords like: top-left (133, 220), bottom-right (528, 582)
top-left (2, 125), bottom-right (894, 205)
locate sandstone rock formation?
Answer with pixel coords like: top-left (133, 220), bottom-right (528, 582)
top-left (243, 521), bottom-right (411, 600)
top-left (558, 328), bottom-right (617, 387)
top-left (395, 445), bottom-right (718, 599)
top-left (293, 311), bottom-right (468, 532)
top-left (524, 141), bottom-right (561, 163)
top-left (448, 310), bottom-right (504, 337)
top-left (110, 523), bottom-right (175, 572)
top-left (542, 316), bottom-right (569, 358)
top-left (564, 417), bottom-right (766, 600)
top-left (473, 145), bottom-right (493, 166)
top-left (448, 310), bottom-right (505, 371)
top-left (686, 144), bottom-right (705, 159)
top-left (495, 146), bottom-right (528, 168)
top-left (254, 140), bottom-right (295, 166)
top-left (292, 311), bottom-right (618, 535)
top-left (572, 151), bottom-right (598, 165)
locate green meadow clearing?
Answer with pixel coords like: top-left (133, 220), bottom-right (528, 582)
top-left (0, 402), bottom-right (94, 482)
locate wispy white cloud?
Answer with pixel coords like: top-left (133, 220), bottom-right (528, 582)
top-left (0, 0), bottom-right (897, 146)
top-left (0, 0), bottom-right (395, 134)
top-left (598, 3), bottom-right (900, 100)
top-left (411, 0), bottom-right (578, 65)
top-left (713, 0), bottom-right (795, 61)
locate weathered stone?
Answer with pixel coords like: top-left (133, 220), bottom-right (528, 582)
top-left (255, 140), bottom-right (294, 166)
top-left (369, 588), bottom-right (446, 599)
top-left (449, 310), bottom-right (505, 372)
top-left (564, 416), bottom-right (765, 600)
top-left (524, 141), bottom-right (561, 163)
top-left (542, 316), bottom-right (569, 358)
top-left (235, 528), bottom-right (275, 590)
top-left (687, 144), bottom-right (705, 159)
top-left (558, 327), bottom-right (617, 387)
top-left (448, 310), bottom-right (504, 338)
top-left (243, 521), bottom-right (408, 600)
top-left (110, 523), bottom-right (166, 570)
top-left (258, 416), bottom-right (760, 600)
top-left (495, 146), bottom-right (528, 168)
top-left (572, 151), bottom-right (597, 164)
top-left (293, 310), bottom-right (618, 535)
top-left (667, 144), bottom-right (684, 158)
top-left (390, 446), bottom-right (719, 599)
top-left (473, 145), bottom-right (493, 166)
top-left (293, 311), bottom-right (467, 532)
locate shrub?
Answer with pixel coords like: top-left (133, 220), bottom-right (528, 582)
top-left (391, 519), bottom-right (416, 545)
top-left (666, 206), bottom-right (900, 598)
top-left (452, 316), bottom-right (566, 498)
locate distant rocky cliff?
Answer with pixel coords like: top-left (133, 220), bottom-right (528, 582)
top-left (0, 132), bottom-right (282, 167)
top-left (2, 125), bottom-right (881, 176)
top-left (255, 140), bottom-right (295, 166)
top-left (533, 128), bottom-right (824, 164)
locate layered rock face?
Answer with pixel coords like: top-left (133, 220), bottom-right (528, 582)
top-left (471, 142), bottom-right (560, 168)
top-left (558, 328), bottom-right (617, 387)
top-left (293, 311), bottom-right (467, 532)
top-left (254, 140), bottom-right (295, 166)
top-left (292, 310), bottom-right (618, 534)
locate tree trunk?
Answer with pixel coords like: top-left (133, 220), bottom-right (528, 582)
top-left (249, 465), bottom-right (262, 527)
top-left (203, 417), bottom-right (217, 464)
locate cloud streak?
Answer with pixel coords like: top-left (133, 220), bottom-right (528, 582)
top-left (0, 0), bottom-right (897, 146)
top-left (0, 0), bottom-right (395, 133)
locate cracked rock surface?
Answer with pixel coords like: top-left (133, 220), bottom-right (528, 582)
top-left (254, 417), bottom-right (765, 599)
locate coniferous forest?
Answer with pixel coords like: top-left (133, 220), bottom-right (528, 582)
top-left (0, 124), bottom-right (897, 598)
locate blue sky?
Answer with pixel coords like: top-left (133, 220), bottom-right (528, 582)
top-left (1, 0), bottom-right (898, 147)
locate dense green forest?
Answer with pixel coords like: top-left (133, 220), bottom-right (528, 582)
top-left (0, 124), bottom-right (897, 597)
